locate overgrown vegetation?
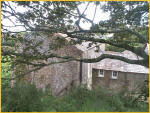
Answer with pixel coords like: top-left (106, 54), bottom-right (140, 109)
top-left (2, 82), bottom-right (149, 112)
top-left (2, 83), bottom-right (43, 112)
top-left (2, 57), bottom-right (12, 87)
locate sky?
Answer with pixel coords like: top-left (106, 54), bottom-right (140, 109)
top-left (2, 1), bottom-right (110, 32)
top-left (77, 2), bottom-right (110, 29)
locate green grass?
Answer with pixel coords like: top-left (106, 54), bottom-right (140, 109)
top-left (2, 82), bottom-right (149, 112)
top-left (41, 87), bottom-right (148, 112)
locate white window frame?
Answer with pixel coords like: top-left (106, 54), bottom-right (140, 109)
top-left (98, 69), bottom-right (104, 77)
top-left (111, 71), bottom-right (118, 79)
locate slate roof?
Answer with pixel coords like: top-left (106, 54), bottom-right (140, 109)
top-left (19, 32), bottom-right (50, 54)
top-left (92, 50), bottom-right (149, 74)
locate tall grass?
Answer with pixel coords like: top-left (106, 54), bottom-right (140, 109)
top-left (3, 82), bottom-right (148, 112)
top-left (2, 82), bottom-right (43, 112)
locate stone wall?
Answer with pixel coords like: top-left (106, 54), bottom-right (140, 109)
top-left (24, 44), bottom-right (83, 95)
top-left (92, 69), bottom-right (149, 92)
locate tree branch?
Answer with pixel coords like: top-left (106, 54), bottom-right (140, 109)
top-left (2, 49), bottom-right (148, 67)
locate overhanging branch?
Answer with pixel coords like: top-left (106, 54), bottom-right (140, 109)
top-left (2, 49), bottom-right (148, 67)
top-left (66, 28), bottom-right (147, 43)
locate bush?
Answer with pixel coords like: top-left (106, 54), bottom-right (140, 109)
top-left (41, 86), bottom-right (148, 112)
top-left (1, 59), bottom-right (12, 88)
top-left (2, 82), bottom-right (43, 112)
top-left (139, 80), bottom-right (149, 101)
top-left (2, 84), bottom-right (149, 112)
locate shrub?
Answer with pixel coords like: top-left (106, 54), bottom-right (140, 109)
top-left (1, 59), bottom-right (12, 88)
top-left (139, 80), bottom-right (149, 101)
top-left (2, 82), bottom-right (43, 112)
top-left (2, 83), bottom-right (149, 112)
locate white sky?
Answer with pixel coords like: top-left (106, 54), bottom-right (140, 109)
top-left (2, 2), bottom-right (110, 32)
top-left (78, 2), bottom-right (110, 29)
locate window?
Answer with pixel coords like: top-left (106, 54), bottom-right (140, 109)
top-left (95, 46), bottom-right (100, 52)
top-left (98, 69), bottom-right (104, 77)
top-left (112, 71), bottom-right (118, 79)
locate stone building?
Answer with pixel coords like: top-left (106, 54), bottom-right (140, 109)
top-left (18, 32), bottom-right (149, 95)
top-left (88, 51), bottom-right (149, 91)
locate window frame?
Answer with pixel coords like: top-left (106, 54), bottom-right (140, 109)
top-left (98, 69), bottom-right (104, 77)
top-left (111, 71), bottom-right (118, 79)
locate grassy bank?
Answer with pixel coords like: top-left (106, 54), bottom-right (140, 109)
top-left (2, 82), bottom-right (149, 112)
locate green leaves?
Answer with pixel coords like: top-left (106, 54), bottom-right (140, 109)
top-left (15, 1), bottom-right (31, 7)
top-left (101, 1), bottom-right (149, 26)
